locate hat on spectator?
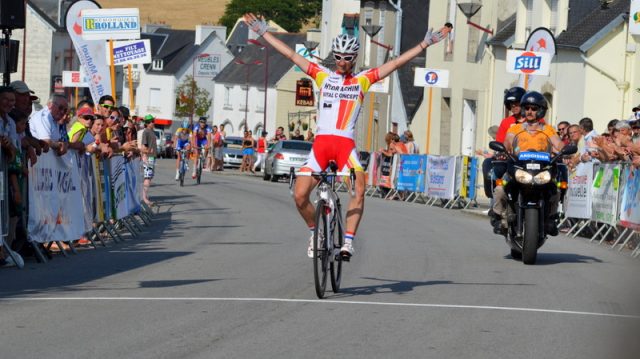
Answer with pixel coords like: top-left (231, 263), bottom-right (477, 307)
top-left (10, 80), bottom-right (39, 101)
top-left (632, 105), bottom-right (640, 112)
top-left (143, 114), bottom-right (155, 123)
top-left (76, 106), bottom-right (95, 118)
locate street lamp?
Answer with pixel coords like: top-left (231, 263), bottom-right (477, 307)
top-left (235, 59), bottom-right (263, 132)
top-left (190, 53), bottom-right (210, 125)
top-left (247, 39), bottom-right (269, 133)
top-left (457, 0), bottom-right (494, 35)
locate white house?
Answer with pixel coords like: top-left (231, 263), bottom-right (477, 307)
top-left (121, 25), bottom-right (234, 129)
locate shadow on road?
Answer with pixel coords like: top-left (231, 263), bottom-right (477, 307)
top-left (519, 252), bottom-right (605, 265)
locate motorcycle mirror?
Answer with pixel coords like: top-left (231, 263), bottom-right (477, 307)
top-left (561, 144), bottom-right (578, 156)
top-left (489, 141), bottom-right (506, 153)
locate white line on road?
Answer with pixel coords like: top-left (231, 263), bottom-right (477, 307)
top-left (2, 297), bottom-right (639, 320)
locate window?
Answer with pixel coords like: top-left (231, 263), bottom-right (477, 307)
top-left (549, 0), bottom-right (558, 35)
top-left (364, 1), bottom-right (374, 26)
top-left (466, 6), bottom-right (481, 63)
top-left (377, 3), bottom-right (386, 65)
top-left (148, 88), bottom-right (161, 112)
top-left (525, 0), bottom-right (534, 39)
top-left (223, 86), bottom-right (232, 109)
top-left (152, 59), bottom-right (163, 71)
top-left (256, 89), bottom-right (265, 112)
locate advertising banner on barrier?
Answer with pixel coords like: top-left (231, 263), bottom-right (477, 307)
top-left (77, 153), bottom-right (95, 232)
top-left (102, 158), bottom-right (114, 221)
top-left (620, 166), bottom-right (640, 230)
top-left (565, 162), bottom-right (594, 219)
top-left (28, 152), bottom-right (85, 243)
top-left (124, 159), bottom-right (141, 214)
top-left (378, 152), bottom-right (395, 188)
top-left (110, 156), bottom-right (128, 220)
top-left (92, 156), bottom-right (105, 222)
top-left (591, 163), bottom-right (621, 226)
top-left (427, 156), bottom-right (456, 199)
top-left (458, 156), bottom-right (478, 200)
top-left (396, 154), bottom-right (427, 192)
top-left (367, 152), bottom-right (380, 187)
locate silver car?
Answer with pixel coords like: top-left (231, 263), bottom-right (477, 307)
top-left (223, 136), bottom-right (246, 168)
top-left (263, 140), bottom-right (312, 182)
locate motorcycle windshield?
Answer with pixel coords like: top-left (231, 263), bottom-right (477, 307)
top-left (512, 129), bottom-right (553, 157)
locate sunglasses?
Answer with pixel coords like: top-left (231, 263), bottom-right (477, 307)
top-left (101, 104), bottom-right (115, 110)
top-left (333, 54), bottom-right (355, 62)
top-left (523, 105), bottom-right (539, 112)
top-left (109, 115), bottom-right (120, 122)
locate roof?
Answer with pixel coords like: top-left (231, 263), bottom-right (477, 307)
top-left (147, 28), bottom-right (200, 75)
top-left (28, 0), bottom-right (68, 31)
top-left (556, 0), bottom-right (628, 52)
top-left (487, 0), bottom-right (617, 51)
top-left (214, 33), bottom-right (306, 87)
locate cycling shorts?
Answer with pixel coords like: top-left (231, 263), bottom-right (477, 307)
top-left (175, 139), bottom-right (190, 150)
top-left (301, 135), bottom-right (363, 173)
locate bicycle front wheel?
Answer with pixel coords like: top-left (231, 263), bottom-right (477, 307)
top-left (330, 208), bottom-right (344, 293)
top-left (313, 200), bottom-right (329, 299)
top-left (196, 157), bottom-right (203, 184)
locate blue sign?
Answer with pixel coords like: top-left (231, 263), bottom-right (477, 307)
top-left (514, 54), bottom-right (542, 72)
top-left (396, 155), bottom-right (427, 192)
top-left (518, 152), bottom-right (551, 162)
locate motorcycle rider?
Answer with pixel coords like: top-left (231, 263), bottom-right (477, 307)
top-left (491, 91), bottom-right (565, 236)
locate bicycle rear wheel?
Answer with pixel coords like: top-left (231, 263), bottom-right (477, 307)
top-left (196, 157), bottom-right (203, 184)
top-left (330, 209), bottom-right (344, 293)
top-left (313, 200), bottom-right (329, 299)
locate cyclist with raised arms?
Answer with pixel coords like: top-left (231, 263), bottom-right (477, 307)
top-left (244, 13), bottom-right (451, 259)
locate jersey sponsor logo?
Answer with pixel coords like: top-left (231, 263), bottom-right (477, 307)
top-left (321, 83), bottom-right (359, 100)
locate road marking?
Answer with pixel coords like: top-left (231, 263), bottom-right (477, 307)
top-left (2, 297), bottom-right (638, 320)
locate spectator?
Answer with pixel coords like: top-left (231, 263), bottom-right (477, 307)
top-left (579, 117), bottom-right (598, 148)
top-left (0, 86), bottom-right (18, 162)
top-left (305, 129), bottom-right (314, 142)
top-left (140, 115), bottom-right (158, 206)
top-left (9, 82), bottom-right (47, 156)
top-left (97, 95), bottom-right (115, 118)
top-left (631, 120), bottom-right (640, 144)
top-left (630, 105), bottom-right (640, 122)
top-left (29, 94), bottom-right (69, 156)
top-left (403, 130), bottom-right (419, 154)
top-left (556, 121), bottom-right (570, 145)
top-left (271, 126), bottom-right (286, 142)
top-left (253, 130), bottom-right (267, 172)
top-left (291, 128), bottom-right (304, 140)
top-left (212, 125), bottom-right (224, 171)
top-left (606, 119), bottom-right (619, 136)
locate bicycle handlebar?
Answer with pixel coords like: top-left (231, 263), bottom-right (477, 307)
top-left (289, 167), bottom-right (357, 197)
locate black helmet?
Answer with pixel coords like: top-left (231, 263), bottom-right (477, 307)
top-left (503, 86), bottom-right (526, 107)
top-left (519, 91), bottom-right (547, 119)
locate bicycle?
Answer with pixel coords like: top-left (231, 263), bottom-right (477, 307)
top-left (194, 147), bottom-right (207, 185)
top-left (177, 148), bottom-right (189, 187)
top-left (289, 164), bottom-right (356, 299)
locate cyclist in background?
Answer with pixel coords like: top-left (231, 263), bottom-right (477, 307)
top-left (174, 127), bottom-right (192, 180)
top-left (244, 12), bottom-right (451, 259)
top-left (192, 117), bottom-right (212, 179)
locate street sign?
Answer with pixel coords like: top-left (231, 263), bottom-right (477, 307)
top-left (62, 70), bottom-right (90, 87)
top-left (631, 0), bottom-right (640, 35)
top-left (194, 54), bottom-right (222, 77)
top-left (106, 39), bottom-right (151, 66)
top-left (295, 79), bottom-right (314, 106)
top-left (81, 8), bottom-right (140, 40)
top-left (413, 68), bottom-right (450, 88)
top-left (506, 50), bottom-right (552, 76)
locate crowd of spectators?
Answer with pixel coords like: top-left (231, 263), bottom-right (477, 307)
top-left (0, 80), bottom-right (156, 268)
top-left (557, 110), bottom-right (640, 170)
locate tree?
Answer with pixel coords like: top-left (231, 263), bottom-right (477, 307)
top-left (219, 0), bottom-right (321, 33)
top-left (175, 75), bottom-right (212, 122)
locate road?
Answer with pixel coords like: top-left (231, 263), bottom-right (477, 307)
top-left (1, 159), bottom-right (639, 359)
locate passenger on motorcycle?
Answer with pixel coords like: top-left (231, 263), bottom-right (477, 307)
top-left (491, 91), bottom-right (565, 236)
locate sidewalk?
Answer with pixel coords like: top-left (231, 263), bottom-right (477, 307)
top-left (460, 196), bottom-right (491, 219)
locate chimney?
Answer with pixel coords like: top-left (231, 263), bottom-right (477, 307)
top-left (195, 25), bottom-right (227, 45)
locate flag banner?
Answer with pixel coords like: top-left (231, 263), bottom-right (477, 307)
top-left (65, 1), bottom-right (112, 105)
top-left (28, 152), bottom-right (85, 243)
top-left (396, 154), bottom-right (427, 192)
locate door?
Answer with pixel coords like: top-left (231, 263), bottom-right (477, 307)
top-left (461, 99), bottom-right (477, 156)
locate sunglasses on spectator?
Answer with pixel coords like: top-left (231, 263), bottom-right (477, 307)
top-left (109, 115), bottom-right (120, 122)
top-left (333, 54), bottom-right (355, 62)
top-left (101, 104), bottom-right (115, 109)
top-left (523, 105), bottom-right (539, 112)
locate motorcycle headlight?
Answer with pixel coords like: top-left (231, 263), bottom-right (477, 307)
top-left (515, 169), bottom-right (533, 184)
top-left (533, 170), bottom-right (551, 184)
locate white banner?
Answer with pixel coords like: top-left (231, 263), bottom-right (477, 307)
top-left (631, 0), bottom-right (640, 35)
top-left (108, 39), bottom-right (152, 66)
top-left (591, 163), bottom-right (621, 226)
top-left (77, 153), bottom-right (95, 232)
top-left (65, 1), bottom-right (112, 105)
top-left (620, 165), bottom-right (640, 230)
top-left (125, 158), bottom-right (142, 214)
top-left (194, 53), bottom-right (222, 77)
top-left (426, 155), bottom-right (456, 199)
top-left (62, 70), bottom-right (90, 88)
top-left (110, 156), bottom-right (128, 220)
top-left (28, 152), bottom-right (86, 243)
top-left (81, 8), bottom-right (141, 41)
top-left (506, 50), bottom-right (552, 76)
top-left (565, 162), bottom-right (593, 219)
top-left (414, 68), bottom-right (450, 88)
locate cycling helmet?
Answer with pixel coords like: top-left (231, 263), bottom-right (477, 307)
top-left (519, 91), bottom-right (547, 119)
top-left (198, 116), bottom-right (207, 123)
top-left (331, 34), bottom-right (360, 55)
top-left (182, 120), bottom-right (189, 128)
top-left (503, 86), bottom-right (526, 107)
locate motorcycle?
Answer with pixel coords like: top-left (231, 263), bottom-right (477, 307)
top-left (489, 140), bottom-right (577, 265)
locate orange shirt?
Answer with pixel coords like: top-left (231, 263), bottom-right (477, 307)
top-left (507, 123), bottom-right (556, 153)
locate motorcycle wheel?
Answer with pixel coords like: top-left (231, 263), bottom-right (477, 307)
top-left (522, 208), bottom-right (539, 265)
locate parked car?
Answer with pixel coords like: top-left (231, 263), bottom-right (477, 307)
top-left (223, 136), bottom-right (246, 168)
top-left (153, 129), bottom-right (167, 158)
top-left (163, 133), bottom-right (175, 158)
top-left (263, 140), bottom-right (312, 182)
